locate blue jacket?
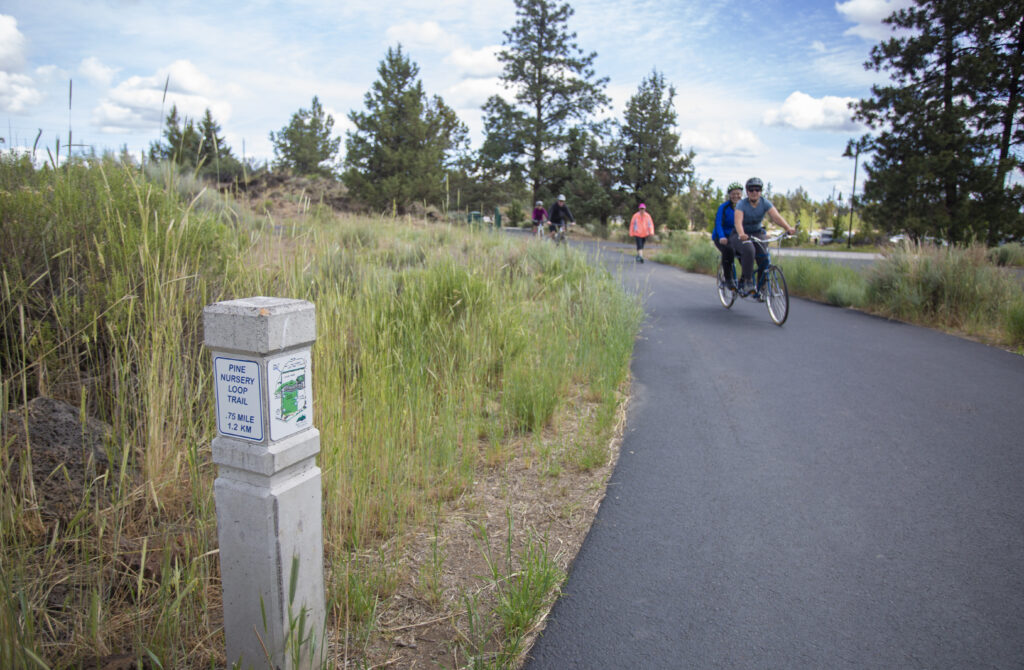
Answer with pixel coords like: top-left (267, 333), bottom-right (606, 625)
top-left (713, 201), bottom-right (735, 241)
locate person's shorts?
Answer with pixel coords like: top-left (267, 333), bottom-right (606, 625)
top-left (548, 222), bottom-right (560, 233)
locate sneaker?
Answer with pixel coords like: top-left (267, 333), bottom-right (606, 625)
top-left (726, 279), bottom-right (737, 291)
top-left (738, 280), bottom-right (754, 297)
top-left (635, 254), bottom-right (642, 263)
top-left (639, 256), bottom-right (645, 263)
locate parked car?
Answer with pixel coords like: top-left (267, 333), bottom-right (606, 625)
top-left (809, 229), bottom-right (834, 245)
top-left (889, 233), bottom-right (948, 246)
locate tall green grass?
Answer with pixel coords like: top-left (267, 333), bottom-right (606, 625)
top-left (866, 244), bottom-right (1023, 341)
top-left (988, 242), bottom-right (1024, 268)
top-left (654, 232), bottom-right (718, 274)
top-left (0, 153), bottom-right (641, 667)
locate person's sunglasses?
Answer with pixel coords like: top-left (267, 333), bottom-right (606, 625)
top-left (747, 187), bottom-right (762, 192)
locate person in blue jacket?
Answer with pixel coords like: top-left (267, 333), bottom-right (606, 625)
top-left (713, 183), bottom-right (743, 289)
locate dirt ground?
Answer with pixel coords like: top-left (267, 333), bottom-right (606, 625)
top-left (347, 385), bottom-right (629, 669)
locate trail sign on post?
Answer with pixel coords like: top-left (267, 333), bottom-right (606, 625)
top-left (203, 297), bottom-right (325, 670)
top-left (214, 356), bottom-right (264, 441)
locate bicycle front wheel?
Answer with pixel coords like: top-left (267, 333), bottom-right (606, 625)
top-left (765, 265), bottom-right (789, 325)
top-left (717, 265), bottom-right (735, 308)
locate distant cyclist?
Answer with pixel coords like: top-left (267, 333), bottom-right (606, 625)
top-left (531, 200), bottom-right (548, 237)
top-left (548, 194), bottom-right (575, 241)
top-left (713, 183), bottom-right (743, 289)
top-left (629, 202), bottom-right (655, 263)
top-left (732, 177), bottom-right (796, 296)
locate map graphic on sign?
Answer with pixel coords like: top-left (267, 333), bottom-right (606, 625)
top-left (269, 351), bottom-right (313, 441)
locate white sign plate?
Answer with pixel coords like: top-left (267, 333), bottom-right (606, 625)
top-left (269, 350), bottom-right (313, 441)
top-left (214, 356), bottom-right (264, 441)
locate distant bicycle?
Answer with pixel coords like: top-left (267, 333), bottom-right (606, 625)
top-left (536, 222), bottom-right (547, 240)
top-left (552, 222), bottom-right (566, 245)
top-left (717, 233), bottom-right (790, 325)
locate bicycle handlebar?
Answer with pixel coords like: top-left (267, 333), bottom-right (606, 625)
top-left (741, 232), bottom-right (791, 246)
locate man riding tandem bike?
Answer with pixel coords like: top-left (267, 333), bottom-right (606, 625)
top-left (716, 177), bottom-right (797, 326)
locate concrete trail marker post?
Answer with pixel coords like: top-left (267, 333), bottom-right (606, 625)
top-left (203, 297), bottom-right (325, 670)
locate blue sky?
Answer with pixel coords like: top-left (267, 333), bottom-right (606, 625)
top-left (1, 0), bottom-right (912, 201)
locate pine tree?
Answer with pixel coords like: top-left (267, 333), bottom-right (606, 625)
top-left (270, 96), bottom-right (341, 177)
top-left (482, 0), bottom-right (609, 202)
top-left (149, 105), bottom-right (201, 167)
top-left (853, 0), bottom-right (1023, 243)
top-left (616, 70), bottom-right (693, 217)
top-left (342, 45), bottom-right (468, 212)
top-left (971, 0), bottom-right (1024, 242)
top-left (546, 126), bottom-right (616, 225)
top-left (195, 109), bottom-right (244, 181)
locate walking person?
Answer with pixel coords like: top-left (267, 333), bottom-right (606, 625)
top-left (629, 203), bottom-right (655, 263)
top-left (731, 177), bottom-right (796, 295)
top-left (713, 183), bottom-right (743, 289)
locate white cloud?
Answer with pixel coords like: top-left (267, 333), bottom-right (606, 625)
top-left (835, 0), bottom-right (914, 41)
top-left (79, 57), bottom-right (118, 87)
top-left (0, 71), bottom-right (44, 113)
top-left (444, 76), bottom-right (504, 109)
top-left (323, 105), bottom-right (354, 137)
top-left (93, 60), bottom-right (230, 133)
top-left (0, 15), bottom-right (27, 72)
top-left (763, 91), bottom-right (859, 131)
top-left (162, 60), bottom-right (218, 97)
top-left (811, 40), bottom-right (827, 53)
top-left (385, 20), bottom-right (453, 50)
top-left (679, 127), bottom-right (768, 159)
top-left (34, 65), bottom-right (67, 81)
top-left (0, 14), bottom-right (42, 113)
top-left (444, 45), bottom-right (502, 78)
top-left (385, 22), bottom-right (502, 80)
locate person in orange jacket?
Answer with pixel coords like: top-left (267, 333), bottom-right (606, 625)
top-left (629, 202), bottom-right (655, 263)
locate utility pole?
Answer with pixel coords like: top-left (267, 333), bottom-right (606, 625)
top-left (843, 138), bottom-right (869, 249)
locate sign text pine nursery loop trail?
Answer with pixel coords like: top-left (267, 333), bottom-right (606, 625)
top-left (203, 297), bottom-right (325, 670)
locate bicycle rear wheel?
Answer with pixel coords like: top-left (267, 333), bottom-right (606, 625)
top-left (717, 265), bottom-right (736, 308)
top-left (765, 265), bottom-right (789, 325)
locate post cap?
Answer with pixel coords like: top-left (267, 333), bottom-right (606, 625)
top-left (204, 297), bottom-right (315, 353)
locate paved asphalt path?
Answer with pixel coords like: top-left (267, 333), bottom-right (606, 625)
top-left (524, 240), bottom-right (1024, 669)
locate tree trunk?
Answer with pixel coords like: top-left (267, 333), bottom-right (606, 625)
top-left (987, 12), bottom-right (1024, 244)
top-left (941, 14), bottom-right (960, 243)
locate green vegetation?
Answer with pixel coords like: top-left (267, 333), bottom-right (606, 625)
top-left (0, 154), bottom-right (642, 667)
top-left (479, 0), bottom-right (610, 204)
top-left (852, 0), bottom-right (1024, 245)
top-left (149, 105), bottom-right (246, 182)
top-left (654, 234), bottom-right (1024, 349)
top-left (269, 95), bottom-right (342, 177)
top-left (466, 513), bottom-right (565, 667)
top-left (618, 70), bottom-right (694, 216)
top-left (343, 45), bottom-right (468, 213)
top-left (989, 242), bottom-right (1024, 268)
